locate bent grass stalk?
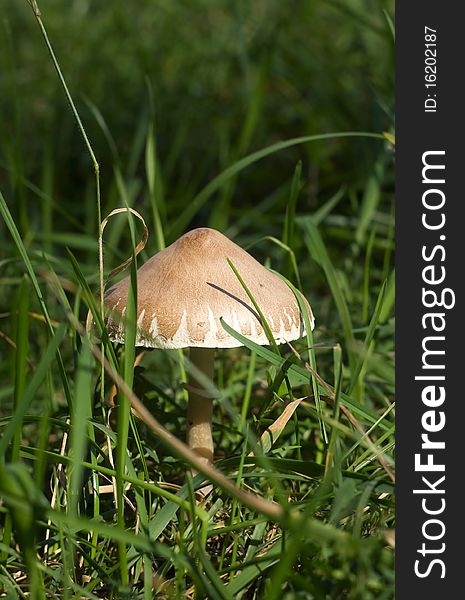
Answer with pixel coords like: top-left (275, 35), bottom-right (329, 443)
top-left (27, 0), bottom-right (105, 400)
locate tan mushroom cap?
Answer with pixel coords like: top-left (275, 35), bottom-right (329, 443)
top-left (104, 227), bottom-right (314, 349)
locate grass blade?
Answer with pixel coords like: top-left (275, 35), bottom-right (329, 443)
top-left (0, 323), bottom-right (66, 457)
top-left (299, 216), bottom-right (356, 371)
top-left (168, 131), bottom-right (383, 239)
top-left (0, 190), bottom-right (72, 405)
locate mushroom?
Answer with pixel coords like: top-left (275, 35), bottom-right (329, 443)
top-left (104, 227), bottom-right (314, 467)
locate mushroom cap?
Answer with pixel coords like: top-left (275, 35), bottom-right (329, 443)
top-left (104, 227), bottom-right (314, 349)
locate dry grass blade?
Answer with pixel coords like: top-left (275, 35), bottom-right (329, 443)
top-left (287, 343), bottom-right (395, 482)
top-left (251, 398), bottom-right (304, 456)
top-left (69, 313), bottom-right (284, 521)
top-left (86, 207), bottom-right (148, 335)
top-left (100, 207), bottom-right (149, 284)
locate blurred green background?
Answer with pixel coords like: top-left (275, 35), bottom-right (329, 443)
top-left (1, 0), bottom-right (393, 244)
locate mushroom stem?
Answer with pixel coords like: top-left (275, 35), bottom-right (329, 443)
top-left (187, 347), bottom-right (215, 466)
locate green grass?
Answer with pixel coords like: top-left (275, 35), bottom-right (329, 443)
top-left (1, 1), bottom-right (394, 598)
